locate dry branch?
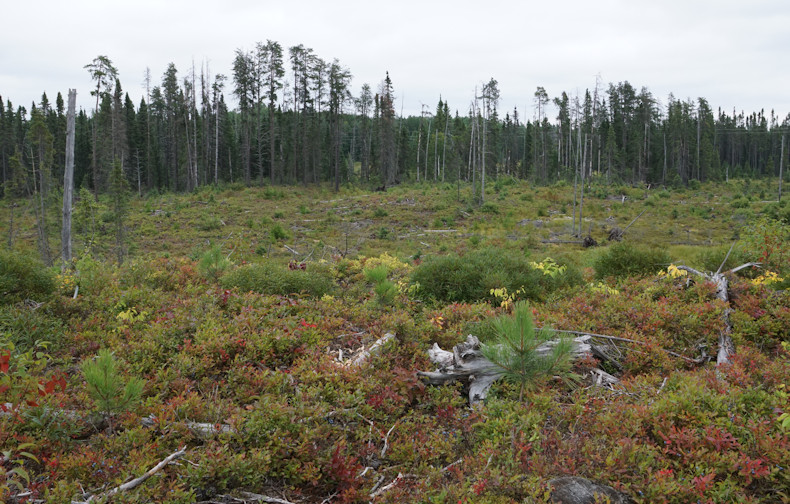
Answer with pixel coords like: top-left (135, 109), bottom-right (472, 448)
top-left (548, 329), bottom-right (708, 365)
top-left (74, 447), bottom-right (186, 503)
top-left (235, 491), bottom-right (296, 504)
top-left (369, 473), bottom-right (416, 499)
top-left (608, 209), bottom-right (647, 241)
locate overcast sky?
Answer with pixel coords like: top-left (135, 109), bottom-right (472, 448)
top-left (2, 0), bottom-right (789, 123)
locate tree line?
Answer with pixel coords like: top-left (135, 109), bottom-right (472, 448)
top-left (1, 46), bottom-right (788, 204)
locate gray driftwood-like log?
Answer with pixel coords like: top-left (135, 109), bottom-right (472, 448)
top-left (348, 332), bottom-right (396, 367)
top-left (549, 476), bottom-right (634, 504)
top-left (677, 257), bottom-right (760, 366)
top-left (418, 334), bottom-right (616, 404)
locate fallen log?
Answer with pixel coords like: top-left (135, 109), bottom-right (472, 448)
top-left (348, 332), bottom-right (396, 367)
top-left (418, 334), bottom-right (611, 404)
top-left (676, 253), bottom-right (760, 366)
top-left (549, 476), bottom-right (634, 504)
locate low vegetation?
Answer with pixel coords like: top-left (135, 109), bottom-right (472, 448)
top-left (0, 180), bottom-right (788, 503)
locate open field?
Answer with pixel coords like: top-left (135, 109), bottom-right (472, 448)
top-left (1, 179), bottom-right (789, 503)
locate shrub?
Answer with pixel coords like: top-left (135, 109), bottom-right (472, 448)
top-left (364, 265), bottom-right (398, 306)
top-left (740, 217), bottom-right (789, 275)
top-left (0, 249), bottom-right (55, 305)
top-left (694, 245), bottom-right (752, 274)
top-left (731, 197), bottom-right (750, 209)
top-left (593, 242), bottom-right (670, 280)
top-left (374, 280), bottom-right (398, 306)
top-left (363, 265), bottom-right (388, 284)
top-left (270, 223), bottom-right (289, 241)
top-left (198, 245), bottom-right (231, 281)
top-left (412, 248), bottom-right (579, 304)
top-left (480, 202), bottom-right (499, 214)
top-left (263, 187), bottom-right (284, 200)
top-left (221, 261), bottom-right (334, 298)
top-left (198, 214), bottom-right (223, 231)
top-left (0, 305), bottom-right (65, 352)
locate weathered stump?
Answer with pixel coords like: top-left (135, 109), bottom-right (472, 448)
top-left (417, 334), bottom-right (618, 404)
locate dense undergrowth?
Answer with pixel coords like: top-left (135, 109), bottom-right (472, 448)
top-left (1, 180), bottom-right (789, 503)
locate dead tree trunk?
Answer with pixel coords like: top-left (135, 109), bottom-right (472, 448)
top-left (677, 256), bottom-right (760, 366)
top-left (62, 89), bottom-right (76, 263)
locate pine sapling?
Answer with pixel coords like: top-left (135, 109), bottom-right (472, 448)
top-left (81, 349), bottom-right (143, 432)
top-left (481, 301), bottom-right (576, 401)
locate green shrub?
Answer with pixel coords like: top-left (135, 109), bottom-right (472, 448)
top-left (363, 265), bottom-right (388, 284)
top-left (270, 223), bottom-right (289, 241)
top-left (0, 305), bottom-right (65, 352)
top-left (480, 202), bottom-right (499, 214)
top-left (412, 248), bottom-right (579, 304)
top-left (198, 245), bottom-right (231, 281)
top-left (761, 202), bottom-right (790, 224)
top-left (374, 280), bottom-right (398, 306)
top-left (220, 261), bottom-right (334, 298)
top-left (694, 245), bottom-right (752, 274)
top-left (198, 214), bottom-right (223, 231)
top-left (263, 187), bottom-right (284, 200)
top-left (730, 197), bottom-right (750, 209)
top-left (593, 242), bottom-right (670, 280)
top-left (740, 217), bottom-right (789, 274)
top-left (364, 265), bottom-right (398, 305)
top-left (75, 253), bottom-right (115, 295)
top-left (0, 249), bottom-right (55, 305)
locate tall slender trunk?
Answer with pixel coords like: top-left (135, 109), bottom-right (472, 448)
top-left (778, 133), bottom-right (785, 201)
top-left (426, 119), bottom-right (432, 181)
top-left (481, 104), bottom-right (486, 203)
top-left (579, 133), bottom-right (586, 236)
top-left (416, 112), bottom-right (422, 182)
top-left (442, 113), bottom-right (449, 182)
top-left (62, 89), bottom-right (76, 263)
top-left (469, 107), bottom-right (476, 198)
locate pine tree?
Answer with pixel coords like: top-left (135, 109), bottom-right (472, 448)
top-left (378, 72), bottom-right (396, 186)
top-left (481, 302), bottom-right (576, 402)
top-left (82, 349), bottom-right (143, 433)
top-left (84, 56), bottom-right (118, 193)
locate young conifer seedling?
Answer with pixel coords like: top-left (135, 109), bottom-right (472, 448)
top-left (82, 349), bottom-right (143, 433)
top-left (481, 301), bottom-right (576, 402)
